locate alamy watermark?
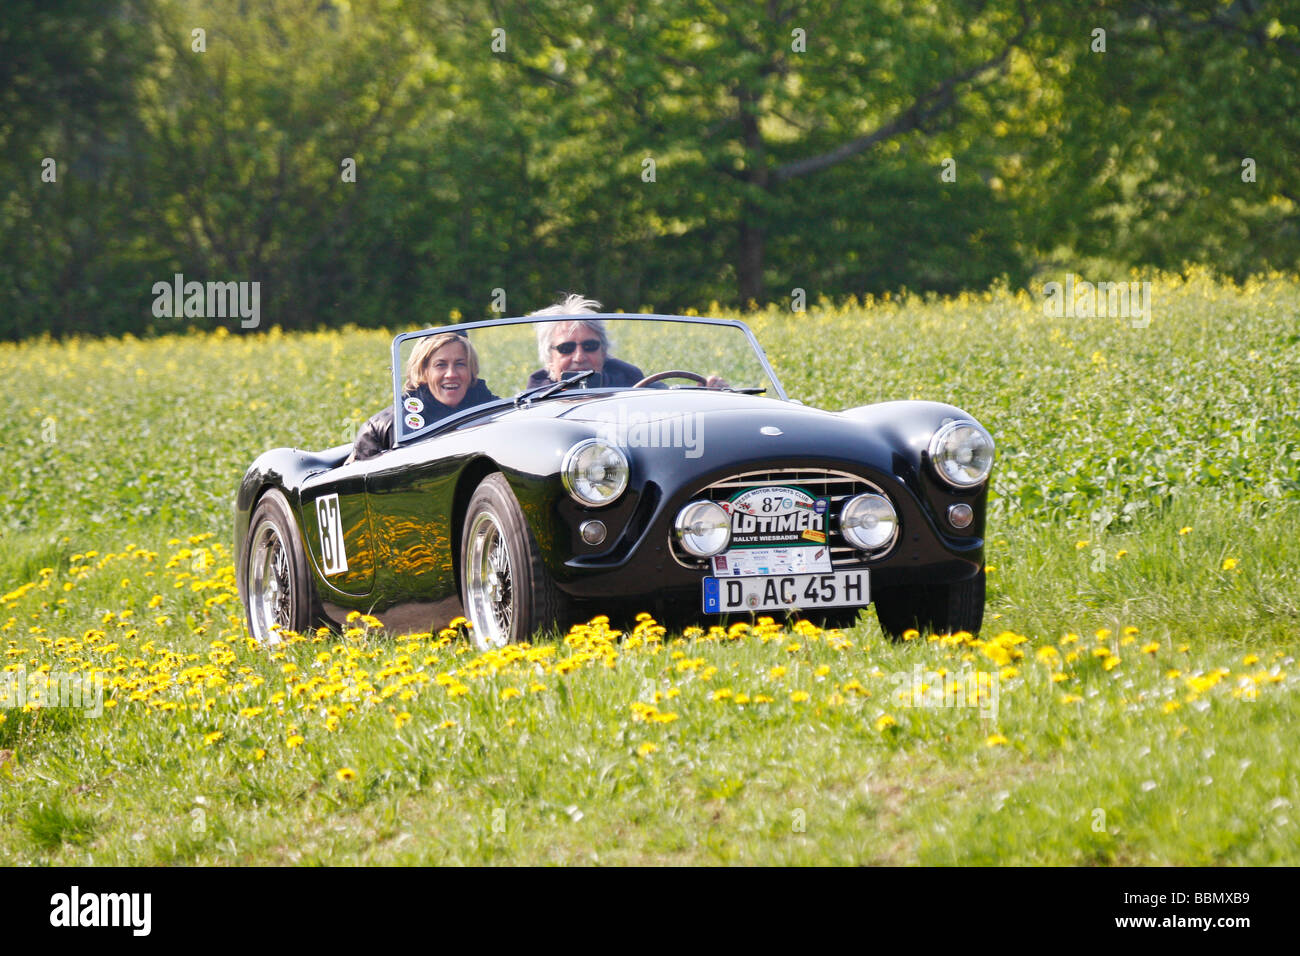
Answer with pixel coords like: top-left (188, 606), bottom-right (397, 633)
top-left (1042, 273), bottom-right (1151, 328)
top-left (151, 272), bottom-right (260, 328)
top-left (1, 667), bottom-right (104, 717)
top-left (50, 886), bottom-right (151, 936)
top-left (592, 407), bottom-right (703, 459)
top-left (888, 663), bottom-right (999, 718)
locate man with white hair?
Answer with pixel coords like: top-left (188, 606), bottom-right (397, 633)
top-left (525, 294), bottom-right (648, 389)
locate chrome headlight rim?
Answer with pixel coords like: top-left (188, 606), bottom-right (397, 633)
top-left (561, 438), bottom-right (630, 507)
top-left (673, 500), bottom-right (732, 558)
top-left (839, 492), bottom-right (899, 553)
top-left (928, 420), bottom-right (995, 488)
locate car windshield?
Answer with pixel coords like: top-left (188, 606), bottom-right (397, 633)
top-left (392, 315), bottom-right (783, 443)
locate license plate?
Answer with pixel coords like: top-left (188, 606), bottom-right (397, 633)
top-left (702, 571), bottom-right (869, 614)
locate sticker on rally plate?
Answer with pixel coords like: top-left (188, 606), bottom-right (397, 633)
top-left (703, 571), bottom-right (869, 614)
top-left (711, 545), bottom-right (831, 576)
top-left (724, 486), bottom-right (828, 547)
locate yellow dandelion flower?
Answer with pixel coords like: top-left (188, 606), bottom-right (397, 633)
top-left (1162, 700), bottom-right (1181, 714)
top-left (985, 734), bottom-right (1008, 747)
top-left (753, 694), bottom-right (774, 704)
top-left (202, 731), bottom-right (223, 746)
top-left (286, 734), bottom-right (304, 748)
top-left (1178, 527), bottom-right (1192, 535)
top-left (1092, 646), bottom-right (1111, 658)
top-left (1059, 694), bottom-right (1082, 705)
top-left (814, 665), bottom-right (830, 678)
top-left (1243, 654), bottom-right (1259, 666)
top-left (902, 629), bottom-right (919, 641)
top-left (1103, 656), bottom-right (1121, 671)
top-left (438, 719), bottom-right (457, 729)
top-left (1221, 557), bottom-right (1238, 571)
top-left (790, 690), bottom-right (810, 702)
top-left (636, 742), bottom-right (658, 758)
top-left (446, 683), bottom-right (469, 698)
top-left (650, 711), bottom-right (679, 724)
top-left (768, 666), bottom-right (787, 679)
top-left (253, 748), bottom-right (267, 760)
top-left (999, 667), bottom-right (1019, 680)
top-left (874, 713), bottom-right (897, 732)
top-left (336, 767), bottom-right (356, 782)
top-left (500, 687), bottom-right (522, 700)
top-left (1115, 549), bottom-right (1128, 559)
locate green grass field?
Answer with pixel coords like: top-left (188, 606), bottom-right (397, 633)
top-left (1, 269), bottom-right (1297, 864)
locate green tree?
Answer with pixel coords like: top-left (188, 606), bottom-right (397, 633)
top-left (489, 0), bottom-right (1037, 305)
top-left (1022, 0), bottom-right (1300, 275)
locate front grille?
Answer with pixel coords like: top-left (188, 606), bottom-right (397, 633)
top-left (668, 467), bottom-right (894, 569)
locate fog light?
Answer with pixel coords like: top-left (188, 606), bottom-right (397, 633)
top-left (840, 493), bottom-right (898, 552)
top-left (579, 520), bottom-right (607, 545)
top-left (948, 503), bottom-right (974, 529)
top-left (674, 501), bottom-right (731, 558)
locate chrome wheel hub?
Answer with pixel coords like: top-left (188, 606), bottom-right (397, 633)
top-left (466, 512), bottom-right (512, 649)
top-left (248, 523), bottom-right (292, 644)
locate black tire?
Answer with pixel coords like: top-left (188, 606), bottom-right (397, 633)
top-left (874, 570), bottom-right (985, 640)
top-left (460, 473), bottom-right (569, 649)
top-left (243, 488), bottom-right (314, 643)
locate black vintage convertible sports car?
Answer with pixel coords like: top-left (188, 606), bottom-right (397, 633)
top-left (235, 314), bottom-right (993, 648)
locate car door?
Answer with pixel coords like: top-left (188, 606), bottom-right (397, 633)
top-left (300, 463), bottom-right (376, 597)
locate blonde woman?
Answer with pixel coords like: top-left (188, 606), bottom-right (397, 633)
top-left (348, 332), bottom-right (498, 463)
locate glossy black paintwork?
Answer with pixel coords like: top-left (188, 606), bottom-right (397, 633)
top-left (235, 382), bottom-right (989, 630)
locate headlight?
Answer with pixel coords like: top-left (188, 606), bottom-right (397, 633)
top-left (562, 439), bottom-right (629, 506)
top-left (674, 501), bottom-right (731, 557)
top-left (928, 420), bottom-right (994, 487)
top-left (839, 493), bottom-right (898, 552)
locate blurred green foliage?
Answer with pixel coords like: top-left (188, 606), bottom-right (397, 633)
top-left (1, 0), bottom-right (1296, 339)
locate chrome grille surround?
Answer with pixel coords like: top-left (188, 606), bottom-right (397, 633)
top-left (668, 467), bottom-right (896, 570)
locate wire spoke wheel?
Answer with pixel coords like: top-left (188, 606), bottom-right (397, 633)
top-left (249, 523), bottom-right (292, 643)
top-left (460, 473), bottom-right (569, 651)
top-left (466, 512), bottom-right (513, 648)
top-left (242, 489), bottom-right (311, 645)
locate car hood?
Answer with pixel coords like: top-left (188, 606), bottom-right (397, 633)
top-left (459, 388), bottom-right (976, 465)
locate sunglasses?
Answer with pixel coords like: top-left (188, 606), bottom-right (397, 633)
top-left (552, 339), bottom-right (602, 355)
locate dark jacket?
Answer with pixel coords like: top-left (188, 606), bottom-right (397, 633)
top-left (347, 380), bottom-right (499, 463)
top-left (524, 356), bottom-right (646, 391)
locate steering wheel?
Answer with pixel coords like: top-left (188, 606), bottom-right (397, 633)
top-left (633, 370), bottom-right (709, 388)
